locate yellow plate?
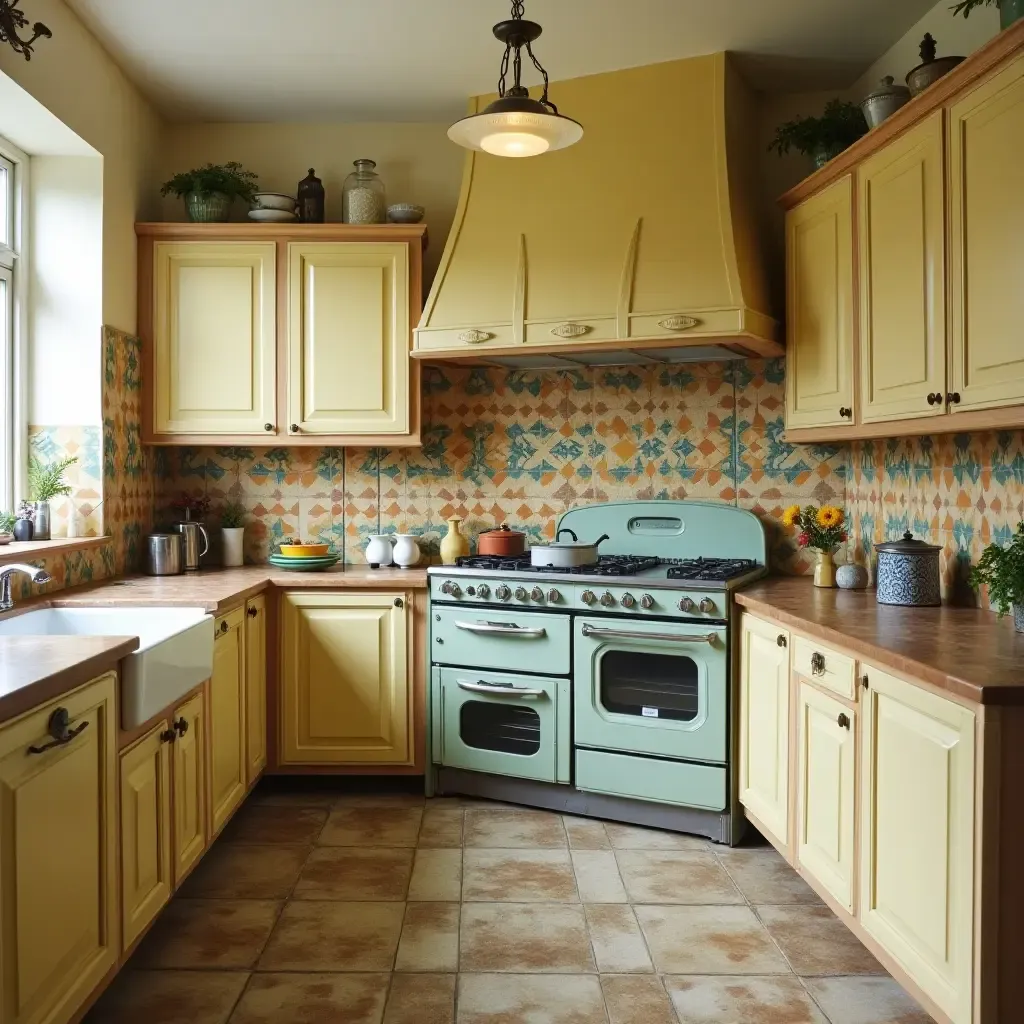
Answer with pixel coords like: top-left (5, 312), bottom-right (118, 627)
top-left (278, 543), bottom-right (330, 557)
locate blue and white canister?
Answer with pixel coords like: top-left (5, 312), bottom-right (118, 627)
top-left (874, 531), bottom-right (941, 607)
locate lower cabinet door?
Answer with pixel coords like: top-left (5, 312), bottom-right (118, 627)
top-left (120, 721), bottom-right (173, 950)
top-left (860, 666), bottom-right (975, 1024)
top-left (796, 684), bottom-right (856, 912)
top-left (280, 592), bottom-right (410, 765)
top-left (209, 609), bottom-right (247, 835)
top-left (0, 674), bottom-right (118, 1024)
top-left (245, 595), bottom-right (267, 784)
top-left (173, 692), bottom-right (208, 886)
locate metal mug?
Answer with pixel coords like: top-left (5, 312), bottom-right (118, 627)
top-left (174, 520), bottom-right (210, 572)
top-left (146, 533), bottom-right (183, 576)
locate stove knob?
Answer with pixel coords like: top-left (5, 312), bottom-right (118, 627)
top-left (581, 590), bottom-right (596, 605)
top-left (678, 596), bottom-right (696, 613)
top-left (640, 594), bottom-right (655, 610)
top-left (441, 580), bottom-right (461, 598)
top-left (547, 589), bottom-right (561, 604)
top-left (620, 592), bottom-right (636, 608)
top-left (514, 587), bottom-right (528, 601)
top-left (699, 597), bottom-right (717, 614)
top-left (495, 584), bottom-right (511, 601)
top-left (530, 587), bottom-right (544, 601)
top-left (476, 584), bottom-right (490, 599)
top-left (600, 591), bottom-right (616, 607)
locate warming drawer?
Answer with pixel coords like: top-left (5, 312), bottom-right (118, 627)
top-left (432, 606), bottom-right (571, 675)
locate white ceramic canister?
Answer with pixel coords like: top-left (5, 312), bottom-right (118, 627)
top-left (366, 534), bottom-right (395, 568)
top-left (392, 534), bottom-right (422, 568)
top-left (222, 527), bottom-right (245, 567)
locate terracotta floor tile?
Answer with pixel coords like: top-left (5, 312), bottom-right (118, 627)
top-left (584, 904), bottom-right (653, 972)
top-left (464, 807), bottom-right (568, 848)
top-left (715, 848), bottom-right (823, 905)
top-left (803, 977), bottom-right (936, 1023)
top-left (757, 905), bottom-right (886, 976)
top-left (395, 902), bottom-right (460, 971)
top-left (604, 821), bottom-right (708, 850)
top-left (383, 974), bottom-right (455, 1024)
top-left (220, 804), bottom-right (327, 845)
top-left (134, 899), bottom-right (280, 970)
top-left (601, 975), bottom-right (677, 1024)
top-left (85, 970), bottom-right (247, 1024)
top-left (253, 787), bottom-right (343, 808)
top-left (571, 850), bottom-right (627, 902)
top-left (635, 904), bottom-right (791, 975)
top-left (562, 816), bottom-right (610, 850)
top-left (320, 806), bottom-right (424, 847)
top-left (179, 843), bottom-right (308, 899)
top-left (615, 850), bottom-right (744, 904)
top-left (463, 849), bottom-right (578, 902)
top-left (258, 901), bottom-right (404, 971)
top-left (293, 847), bottom-right (413, 900)
top-left (457, 974), bottom-right (606, 1023)
top-left (460, 902), bottom-right (595, 973)
top-left (664, 975), bottom-right (828, 1023)
top-left (228, 973), bottom-right (389, 1024)
top-left (332, 792), bottom-right (426, 808)
top-left (418, 807), bottom-right (464, 847)
top-left (408, 848), bottom-right (463, 901)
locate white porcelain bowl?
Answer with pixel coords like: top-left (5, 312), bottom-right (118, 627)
top-left (248, 208), bottom-right (297, 223)
top-left (252, 192), bottom-right (297, 212)
top-left (387, 203), bottom-right (425, 224)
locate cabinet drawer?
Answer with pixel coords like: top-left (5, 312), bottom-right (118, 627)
top-left (576, 748), bottom-right (726, 811)
top-left (432, 607), bottom-right (571, 675)
top-left (793, 634), bottom-right (855, 700)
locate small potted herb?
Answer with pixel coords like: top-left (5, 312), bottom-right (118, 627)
top-left (28, 454), bottom-right (77, 540)
top-left (769, 99), bottom-right (869, 170)
top-left (952, 0), bottom-right (1024, 30)
top-left (781, 504), bottom-right (848, 588)
top-left (0, 511), bottom-right (15, 544)
top-left (220, 502), bottom-right (247, 567)
top-left (969, 523), bottom-right (1024, 632)
top-left (14, 501), bottom-right (34, 541)
top-left (160, 162), bottom-right (260, 222)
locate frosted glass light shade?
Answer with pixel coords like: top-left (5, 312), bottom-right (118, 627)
top-left (448, 97), bottom-right (583, 157)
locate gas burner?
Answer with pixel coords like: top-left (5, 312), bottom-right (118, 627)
top-left (666, 557), bottom-right (760, 582)
top-left (454, 554), bottom-right (663, 576)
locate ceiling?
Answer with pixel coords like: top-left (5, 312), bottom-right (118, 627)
top-left (65, 0), bottom-right (937, 122)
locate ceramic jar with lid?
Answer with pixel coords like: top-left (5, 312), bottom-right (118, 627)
top-left (874, 531), bottom-right (941, 606)
top-left (861, 76), bottom-right (911, 128)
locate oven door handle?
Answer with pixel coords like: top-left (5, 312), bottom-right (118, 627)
top-left (456, 679), bottom-right (547, 698)
top-left (454, 621), bottom-right (547, 638)
top-left (581, 623), bottom-right (717, 644)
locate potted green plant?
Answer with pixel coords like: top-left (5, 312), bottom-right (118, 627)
top-left (220, 502), bottom-right (247, 567)
top-left (0, 511), bottom-right (15, 544)
top-left (952, 0), bottom-right (1024, 30)
top-left (769, 99), bottom-right (870, 170)
top-left (160, 162), bottom-right (260, 222)
top-left (27, 454), bottom-right (77, 541)
top-left (969, 523), bottom-right (1024, 632)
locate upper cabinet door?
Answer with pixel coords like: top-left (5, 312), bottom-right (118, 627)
top-left (287, 242), bottom-right (410, 436)
top-left (152, 242), bottom-right (277, 436)
top-left (858, 112), bottom-right (946, 422)
top-left (949, 54), bottom-right (1024, 412)
top-left (785, 177), bottom-right (855, 430)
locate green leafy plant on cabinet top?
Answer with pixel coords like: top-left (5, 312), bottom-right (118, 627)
top-left (160, 162), bottom-right (259, 203)
top-left (768, 99), bottom-right (869, 164)
top-left (970, 522), bottom-right (1024, 616)
top-left (27, 454), bottom-right (77, 502)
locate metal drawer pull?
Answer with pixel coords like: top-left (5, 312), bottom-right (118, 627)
top-left (810, 652), bottom-right (826, 676)
top-left (27, 708), bottom-right (89, 755)
top-left (581, 624), bottom-right (716, 644)
top-left (457, 679), bottom-right (547, 698)
top-left (454, 621), bottom-right (547, 637)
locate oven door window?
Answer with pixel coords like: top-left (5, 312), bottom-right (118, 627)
top-left (460, 700), bottom-right (542, 756)
top-left (599, 650), bottom-right (699, 722)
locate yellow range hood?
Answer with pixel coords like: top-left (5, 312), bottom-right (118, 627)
top-left (415, 53), bottom-right (781, 368)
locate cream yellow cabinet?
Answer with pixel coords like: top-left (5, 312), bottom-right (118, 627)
top-left (738, 614), bottom-right (791, 846)
top-left (796, 683), bottom-right (856, 912)
top-left (949, 53), bottom-right (1024, 413)
top-left (784, 176), bottom-right (855, 431)
top-left (119, 721), bottom-right (173, 951)
top-left (858, 112), bottom-right (946, 422)
top-left (280, 591), bottom-right (410, 766)
top-left (245, 595), bottom-right (267, 784)
top-left (860, 665), bottom-right (975, 1024)
top-left (209, 608), bottom-right (247, 834)
top-left (171, 692), bottom-right (207, 886)
top-left (0, 674), bottom-right (118, 1024)
top-left (150, 240), bottom-right (277, 438)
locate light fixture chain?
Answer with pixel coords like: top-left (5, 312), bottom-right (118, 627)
top-left (497, 40), bottom-right (512, 97)
top-left (525, 41), bottom-right (556, 112)
top-left (511, 0), bottom-right (525, 19)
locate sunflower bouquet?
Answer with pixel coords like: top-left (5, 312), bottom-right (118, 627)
top-left (781, 504), bottom-right (847, 553)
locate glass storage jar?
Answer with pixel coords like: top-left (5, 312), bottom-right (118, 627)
top-left (342, 159), bottom-right (385, 224)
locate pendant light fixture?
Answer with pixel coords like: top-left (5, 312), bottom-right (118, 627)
top-left (448, 0), bottom-right (583, 158)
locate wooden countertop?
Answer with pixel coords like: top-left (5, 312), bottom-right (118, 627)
top-left (735, 577), bottom-right (1024, 706)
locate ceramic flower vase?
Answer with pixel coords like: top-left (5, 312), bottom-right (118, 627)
top-left (393, 535), bottom-right (421, 568)
top-left (814, 550), bottom-right (836, 588)
top-left (440, 516), bottom-right (470, 565)
top-left (365, 535), bottom-right (395, 568)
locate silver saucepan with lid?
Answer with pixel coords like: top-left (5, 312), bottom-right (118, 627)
top-left (530, 528), bottom-right (610, 568)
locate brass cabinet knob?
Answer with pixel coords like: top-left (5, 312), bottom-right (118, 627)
top-left (264, 423), bottom-right (274, 431)
top-left (838, 407), bottom-right (852, 419)
top-left (219, 620), bottom-right (229, 635)
top-left (290, 423), bottom-right (300, 432)
top-left (160, 728), bottom-right (177, 743)
top-left (394, 597), bottom-right (404, 608)
top-left (946, 392), bottom-right (961, 405)
top-left (247, 606), bottom-right (258, 617)
top-left (173, 717), bottom-right (189, 736)
top-left (837, 712), bottom-right (851, 730)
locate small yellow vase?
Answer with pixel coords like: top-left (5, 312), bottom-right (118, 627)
top-left (440, 516), bottom-right (470, 565)
top-left (813, 550), bottom-right (836, 588)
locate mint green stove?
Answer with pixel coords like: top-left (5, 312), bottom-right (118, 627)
top-left (428, 501), bottom-right (767, 845)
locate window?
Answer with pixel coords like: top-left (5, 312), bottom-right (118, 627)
top-left (0, 140), bottom-right (23, 512)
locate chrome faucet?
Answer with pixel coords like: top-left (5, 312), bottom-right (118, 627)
top-left (0, 564), bottom-right (52, 612)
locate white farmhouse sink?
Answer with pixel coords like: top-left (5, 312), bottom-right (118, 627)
top-left (0, 607), bottom-right (214, 728)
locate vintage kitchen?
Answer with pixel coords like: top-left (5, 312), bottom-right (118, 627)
top-left (0, 2), bottom-right (1022, 1023)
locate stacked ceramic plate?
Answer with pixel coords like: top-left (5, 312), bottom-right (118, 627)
top-left (249, 192), bottom-right (298, 223)
top-left (268, 543), bottom-right (340, 572)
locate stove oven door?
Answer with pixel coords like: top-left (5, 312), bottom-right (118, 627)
top-left (574, 617), bottom-right (727, 764)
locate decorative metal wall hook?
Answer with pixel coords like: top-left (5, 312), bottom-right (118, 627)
top-left (0, 0), bottom-right (51, 60)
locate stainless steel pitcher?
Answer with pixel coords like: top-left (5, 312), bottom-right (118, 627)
top-left (174, 519), bottom-right (210, 572)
